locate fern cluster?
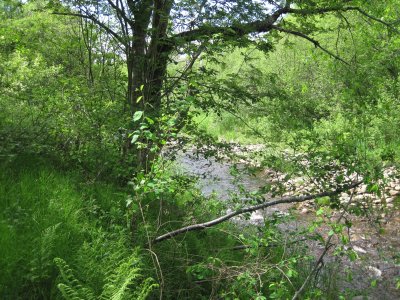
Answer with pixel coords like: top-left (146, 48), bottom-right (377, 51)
top-left (54, 248), bottom-right (158, 300)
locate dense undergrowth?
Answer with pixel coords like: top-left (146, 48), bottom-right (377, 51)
top-left (0, 155), bottom-right (161, 299)
top-left (0, 154), bottom-right (342, 299)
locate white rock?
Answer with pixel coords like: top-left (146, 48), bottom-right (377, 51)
top-left (366, 266), bottom-right (382, 278)
top-left (353, 245), bottom-right (367, 254)
top-left (386, 197), bottom-right (394, 203)
top-left (250, 213), bottom-right (264, 224)
top-left (359, 185), bottom-right (368, 193)
top-left (300, 208), bottom-right (309, 214)
top-left (355, 194), bottom-right (365, 201)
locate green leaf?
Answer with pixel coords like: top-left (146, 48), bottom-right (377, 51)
top-left (136, 95), bottom-right (143, 103)
top-left (371, 279), bottom-right (377, 287)
top-left (131, 134), bottom-right (139, 144)
top-left (345, 219), bottom-right (352, 228)
top-left (317, 196), bottom-right (330, 206)
top-left (367, 184), bottom-right (379, 193)
top-left (286, 269), bottom-right (295, 278)
top-left (347, 249), bottom-right (358, 262)
top-left (145, 117), bottom-right (154, 125)
top-left (133, 111), bottom-right (143, 122)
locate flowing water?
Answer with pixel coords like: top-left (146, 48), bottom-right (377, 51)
top-left (175, 150), bottom-right (261, 198)
top-left (175, 150), bottom-right (288, 224)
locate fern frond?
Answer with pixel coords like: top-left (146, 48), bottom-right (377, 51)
top-left (57, 283), bottom-right (83, 300)
top-left (54, 258), bottom-right (96, 300)
top-left (135, 278), bottom-right (159, 300)
top-left (55, 243), bottom-right (157, 300)
top-left (100, 248), bottom-right (158, 300)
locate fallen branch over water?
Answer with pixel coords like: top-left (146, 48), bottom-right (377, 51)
top-left (153, 181), bottom-right (362, 243)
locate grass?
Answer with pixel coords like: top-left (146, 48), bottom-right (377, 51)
top-left (0, 155), bottom-right (129, 299)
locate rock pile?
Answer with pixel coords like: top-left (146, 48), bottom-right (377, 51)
top-left (262, 166), bottom-right (400, 212)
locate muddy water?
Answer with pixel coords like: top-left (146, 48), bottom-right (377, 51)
top-left (176, 151), bottom-right (400, 299)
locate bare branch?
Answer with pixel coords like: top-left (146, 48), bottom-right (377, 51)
top-left (231, 237), bottom-right (310, 251)
top-left (286, 6), bottom-right (354, 15)
top-left (271, 26), bottom-right (350, 65)
top-left (153, 181), bottom-right (362, 243)
top-left (353, 8), bottom-right (400, 34)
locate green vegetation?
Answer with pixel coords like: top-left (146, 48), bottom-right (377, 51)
top-left (1, 0), bottom-right (400, 299)
top-left (194, 111), bottom-right (265, 144)
top-left (0, 156), bottom-right (153, 299)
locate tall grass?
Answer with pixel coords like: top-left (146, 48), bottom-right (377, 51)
top-left (0, 155), bottom-right (136, 299)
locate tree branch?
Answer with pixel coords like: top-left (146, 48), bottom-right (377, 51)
top-left (106, 0), bottom-right (133, 26)
top-left (352, 7), bottom-right (400, 33)
top-left (170, 5), bottom-right (398, 47)
top-left (288, 6), bottom-right (393, 27)
top-left (53, 11), bottom-right (127, 47)
top-left (171, 6), bottom-right (289, 43)
top-left (108, 0), bottom-right (131, 41)
top-left (162, 44), bottom-right (205, 99)
top-left (153, 181), bottom-right (362, 243)
top-left (271, 25), bottom-right (350, 65)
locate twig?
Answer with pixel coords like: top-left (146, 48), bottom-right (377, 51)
top-left (53, 11), bottom-right (127, 46)
top-left (231, 237), bottom-right (310, 251)
top-left (139, 202), bottom-right (164, 299)
top-left (271, 26), bottom-right (350, 65)
top-left (162, 44), bottom-right (205, 98)
top-left (291, 187), bottom-right (356, 299)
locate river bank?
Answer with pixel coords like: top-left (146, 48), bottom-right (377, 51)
top-left (173, 148), bottom-right (400, 299)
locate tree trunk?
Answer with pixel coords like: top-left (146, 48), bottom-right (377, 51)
top-left (123, 0), bottom-right (173, 173)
